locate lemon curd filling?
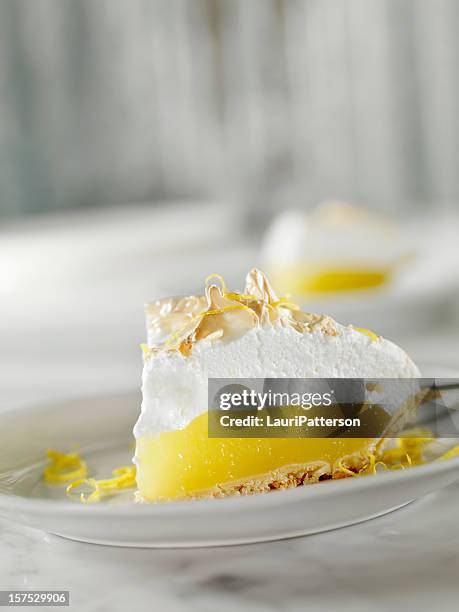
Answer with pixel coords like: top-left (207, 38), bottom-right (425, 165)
top-left (271, 266), bottom-right (390, 295)
top-left (135, 412), bottom-right (373, 501)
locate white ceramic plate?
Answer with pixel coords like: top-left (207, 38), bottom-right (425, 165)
top-left (1, 366), bottom-right (459, 548)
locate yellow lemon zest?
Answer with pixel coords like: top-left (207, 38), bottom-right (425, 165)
top-left (359, 453), bottom-right (395, 475)
top-left (140, 343), bottom-right (150, 355)
top-left (354, 327), bottom-right (379, 342)
top-left (342, 432), bottom-right (436, 478)
top-left (438, 445), bottom-right (459, 461)
top-left (206, 273), bottom-right (299, 310)
top-left (358, 453), bottom-right (376, 474)
top-left (205, 273), bottom-right (228, 293)
top-left (66, 465), bottom-right (137, 503)
top-left (43, 449), bottom-right (88, 484)
top-left (363, 432), bottom-right (459, 474)
top-left (158, 273), bottom-right (301, 351)
top-left (224, 292), bottom-right (258, 302)
top-left (334, 459), bottom-right (357, 477)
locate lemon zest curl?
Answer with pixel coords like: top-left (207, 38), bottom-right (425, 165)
top-left (438, 445), bottom-right (459, 461)
top-left (143, 273), bottom-right (302, 354)
top-left (338, 430), bottom-right (459, 478)
top-left (354, 327), bottom-right (379, 342)
top-left (65, 465), bottom-right (137, 503)
top-left (43, 449), bottom-right (88, 484)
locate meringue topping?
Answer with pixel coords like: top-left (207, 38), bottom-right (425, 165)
top-left (144, 268), bottom-right (338, 358)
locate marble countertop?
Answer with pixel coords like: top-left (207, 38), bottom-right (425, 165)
top-left (1, 207), bottom-right (459, 611)
top-left (1, 483), bottom-right (459, 611)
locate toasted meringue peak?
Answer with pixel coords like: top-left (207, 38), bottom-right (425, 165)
top-left (144, 269), bottom-right (338, 358)
top-left (313, 201), bottom-right (395, 228)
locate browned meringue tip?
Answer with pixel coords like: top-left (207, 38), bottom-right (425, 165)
top-left (143, 269), bottom-right (338, 358)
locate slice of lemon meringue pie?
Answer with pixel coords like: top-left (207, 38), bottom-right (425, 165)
top-left (134, 269), bottom-right (420, 502)
top-left (262, 202), bottom-right (412, 295)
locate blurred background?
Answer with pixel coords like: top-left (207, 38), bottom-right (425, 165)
top-left (1, 0), bottom-right (459, 408)
top-left (2, 0), bottom-right (459, 217)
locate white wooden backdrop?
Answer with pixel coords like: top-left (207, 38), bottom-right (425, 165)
top-left (0, 0), bottom-right (458, 217)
